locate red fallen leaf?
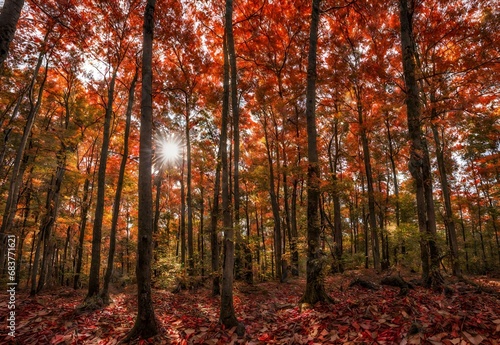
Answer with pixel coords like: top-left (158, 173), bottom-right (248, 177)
top-left (258, 333), bottom-right (271, 341)
top-left (50, 334), bottom-right (72, 344)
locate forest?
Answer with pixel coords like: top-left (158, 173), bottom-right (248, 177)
top-left (0, 0), bottom-right (499, 343)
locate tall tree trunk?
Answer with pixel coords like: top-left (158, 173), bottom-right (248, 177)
top-left (101, 70), bottom-right (138, 302)
top-left (199, 181), bottom-right (205, 277)
top-left (220, 0), bottom-right (242, 334)
top-left (32, 158), bottom-right (65, 295)
top-left (1, 47), bottom-right (47, 237)
top-left (210, 148), bottom-right (222, 295)
top-left (459, 205), bottom-right (470, 272)
top-left (86, 67), bottom-right (118, 301)
top-left (356, 89), bottom-right (381, 271)
top-left (398, 0), bottom-right (442, 288)
top-left (227, 0), bottom-right (242, 283)
top-left (430, 111), bottom-right (461, 277)
top-left (61, 225), bottom-right (70, 286)
top-left (125, 0), bottom-right (158, 339)
top-left (186, 98), bottom-right (194, 276)
top-left (74, 175), bottom-right (91, 290)
top-left (244, 183), bottom-right (253, 283)
top-left (300, 0), bottom-right (332, 305)
top-left (0, 0), bottom-right (25, 66)
top-left (180, 158), bottom-right (186, 268)
top-left (327, 118), bottom-right (343, 273)
top-left (263, 117), bottom-right (282, 280)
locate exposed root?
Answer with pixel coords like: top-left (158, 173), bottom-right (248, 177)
top-left (381, 275), bottom-right (413, 296)
top-left (77, 294), bottom-right (105, 311)
top-left (349, 277), bottom-right (379, 291)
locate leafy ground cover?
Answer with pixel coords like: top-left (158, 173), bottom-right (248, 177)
top-left (1, 271), bottom-right (499, 344)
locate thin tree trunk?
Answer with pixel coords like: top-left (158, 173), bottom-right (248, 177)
top-left (180, 158), bottom-right (186, 268)
top-left (263, 117), bottom-right (282, 280)
top-left (356, 89), bottom-right (381, 271)
top-left (35, 153), bottom-right (67, 294)
top-left (74, 176), bottom-right (91, 289)
top-left (86, 67), bottom-right (119, 301)
top-left (430, 114), bottom-right (461, 277)
top-left (210, 148), bottom-right (222, 295)
top-left (328, 118), bottom-right (343, 273)
top-left (101, 70), bottom-right (137, 302)
top-left (199, 182), bottom-right (205, 277)
top-left (61, 226), bottom-right (70, 286)
top-left (186, 99), bottom-right (194, 276)
top-left (1, 46), bottom-right (47, 237)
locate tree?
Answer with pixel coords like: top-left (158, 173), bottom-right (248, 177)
top-left (219, 0), bottom-right (243, 335)
top-left (398, 0), bottom-right (443, 288)
top-left (300, 0), bottom-right (332, 305)
top-left (0, 0), bottom-right (25, 66)
top-left (101, 67), bottom-right (138, 303)
top-left (124, 0), bottom-right (158, 340)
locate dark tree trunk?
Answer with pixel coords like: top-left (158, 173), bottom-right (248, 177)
top-left (263, 118), bottom-right (282, 280)
top-left (199, 182), bottom-right (205, 277)
top-left (33, 154), bottom-right (66, 294)
top-left (356, 90), bottom-right (381, 271)
top-left (186, 99), bottom-right (194, 276)
top-left (220, 0), bottom-right (242, 334)
top-left (300, 0), bottom-right (332, 305)
top-left (74, 176), bottom-right (91, 290)
top-left (86, 67), bottom-right (118, 301)
top-left (398, 0), bottom-right (442, 288)
top-left (0, 0), bottom-right (24, 65)
top-left (210, 147), bottom-right (222, 295)
top-left (1, 47), bottom-right (47, 238)
top-left (101, 69), bottom-right (137, 302)
top-left (180, 159), bottom-right (186, 268)
top-left (328, 117), bottom-right (343, 273)
top-left (228, 0), bottom-right (242, 283)
top-left (125, 0), bottom-right (159, 339)
top-left (430, 111), bottom-right (461, 277)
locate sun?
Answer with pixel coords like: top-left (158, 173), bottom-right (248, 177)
top-left (154, 132), bottom-right (182, 168)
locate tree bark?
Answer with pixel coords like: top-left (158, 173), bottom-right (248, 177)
top-left (186, 97), bottom-right (194, 276)
top-left (0, 0), bottom-right (25, 66)
top-left (220, 0), bottom-right (242, 334)
top-left (125, 0), bottom-right (159, 339)
top-left (356, 89), bottom-right (381, 271)
top-left (300, 0), bottom-right (332, 305)
top-left (210, 148), bottom-right (222, 295)
top-left (1, 44), bottom-right (47, 238)
top-left (398, 0), bottom-right (442, 288)
top-left (430, 110), bottom-right (461, 277)
top-left (327, 118), bottom-right (343, 273)
top-left (86, 66), bottom-right (118, 301)
top-left (263, 116), bottom-right (282, 280)
top-left (101, 69), bottom-right (138, 302)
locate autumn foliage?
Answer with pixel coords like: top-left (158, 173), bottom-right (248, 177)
top-left (0, 0), bottom-right (499, 343)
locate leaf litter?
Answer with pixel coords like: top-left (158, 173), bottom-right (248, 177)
top-left (0, 272), bottom-right (499, 344)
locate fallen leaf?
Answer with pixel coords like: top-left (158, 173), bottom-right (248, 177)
top-left (462, 331), bottom-right (484, 345)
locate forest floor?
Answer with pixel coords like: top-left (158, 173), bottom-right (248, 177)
top-left (1, 270), bottom-right (500, 345)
